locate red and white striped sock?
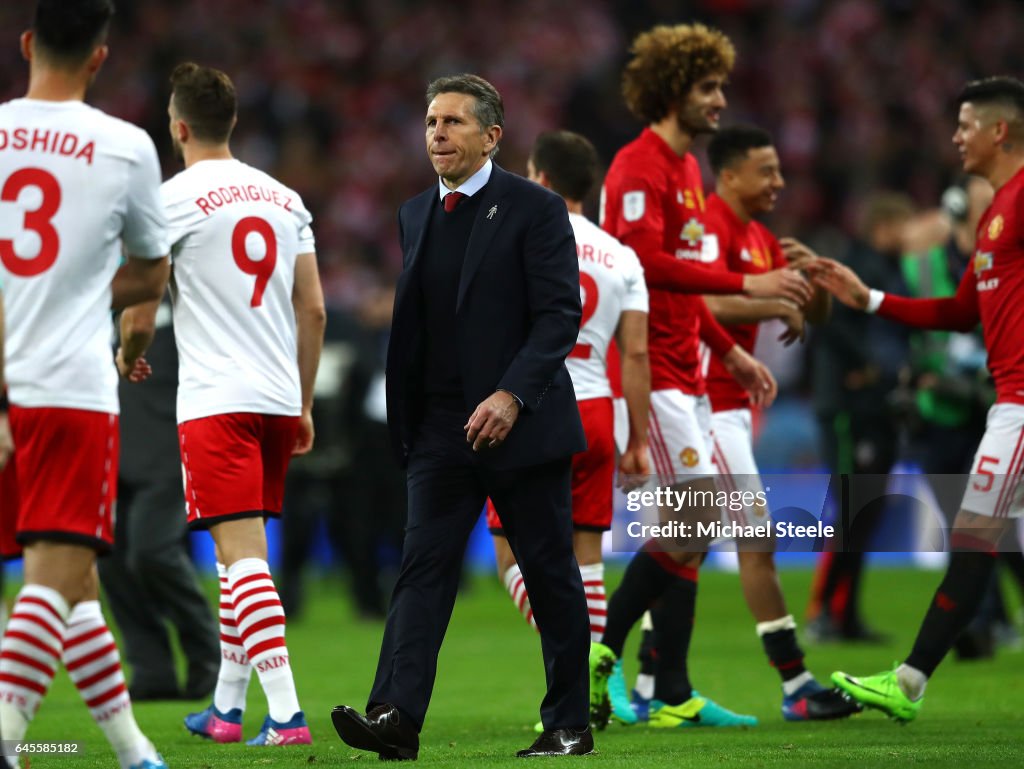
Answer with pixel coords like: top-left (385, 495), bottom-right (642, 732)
top-left (214, 562), bottom-right (252, 714)
top-left (63, 601), bottom-right (158, 769)
top-left (0, 585), bottom-right (68, 743)
top-left (228, 558), bottom-right (299, 723)
top-left (502, 564), bottom-right (538, 631)
top-left (580, 563), bottom-right (607, 642)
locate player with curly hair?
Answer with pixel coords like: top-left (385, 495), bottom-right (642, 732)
top-left (588, 23), bottom-right (814, 731)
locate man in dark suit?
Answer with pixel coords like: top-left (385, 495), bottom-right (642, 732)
top-left (99, 296), bottom-right (219, 700)
top-left (331, 73), bottom-right (593, 759)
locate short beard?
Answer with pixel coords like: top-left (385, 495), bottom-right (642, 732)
top-left (677, 108), bottom-right (716, 137)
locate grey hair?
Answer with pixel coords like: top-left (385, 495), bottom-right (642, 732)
top-left (426, 73), bottom-right (504, 157)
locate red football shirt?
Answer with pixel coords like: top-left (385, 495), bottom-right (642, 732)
top-left (601, 128), bottom-right (742, 394)
top-left (701, 193), bottom-right (783, 412)
top-left (879, 165), bottom-right (1024, 405)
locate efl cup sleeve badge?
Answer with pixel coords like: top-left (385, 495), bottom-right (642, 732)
top-left (623, 191), bottom-right (645, 222)
top-left (988, 214), bottom-right (1004, 241)
top-left (974, 250), bottom-right (993, 274)
top-left (679, 447), bottom-right (699, 468)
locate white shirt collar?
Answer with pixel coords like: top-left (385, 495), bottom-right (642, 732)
top-left (437, 159), bottom-right (492, 201)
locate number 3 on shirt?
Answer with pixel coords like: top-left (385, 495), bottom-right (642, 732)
top-left (0, 168), bottom-right (61, 276)
top-left (231, 216), bottom-right (277, 307)
top-left (568, 273), bottom-right (599, 359)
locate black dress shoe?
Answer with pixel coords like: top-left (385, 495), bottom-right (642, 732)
top-left (517, 727), bottom-right (594, 757)
top-left (331, 703), bottom-right (419, 761)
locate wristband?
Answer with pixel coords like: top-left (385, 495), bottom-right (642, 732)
top-left (865, 289), bottom-right (885, 314)
top-left (0, 391), bottom-right (8, 413)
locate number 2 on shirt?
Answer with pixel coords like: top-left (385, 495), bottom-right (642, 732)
top-left (568, 273), bottom-right (599, 359)
top-left (231, 216), bottom-right (277, 307)
top-left (0, 167), bottom-right (61, 277)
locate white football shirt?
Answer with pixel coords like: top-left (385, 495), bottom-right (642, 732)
top-left (0, 99), bottom-right (167, 413)
top-left (566, 212), bottom-right (648, 400)
top-left (162, 159), bottom-right (315, 422)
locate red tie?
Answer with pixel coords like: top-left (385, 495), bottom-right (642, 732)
top-left (443, 191), bottom-right (466, 213)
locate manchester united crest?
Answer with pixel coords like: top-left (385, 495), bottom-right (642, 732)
top-left (679, 447), bottom-right (699, 468)
top-left (988, 214), bottom-right (1004, 241)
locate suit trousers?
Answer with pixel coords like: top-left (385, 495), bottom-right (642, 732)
top-left (98, 475), bottom-right (219, 692)
top-left (368, 404), bottom-right (590, 730)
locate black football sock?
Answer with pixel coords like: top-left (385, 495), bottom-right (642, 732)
top-left (601, 542), bottom-right (676, 657)
top-left (650, 566), bottom-right (698, 705)
top-left (905, 546), bottom-right (998, 677)
top-left (638, 624), bottom-right (657, 677)
top-left (757, 616), bottom-right (807, 684)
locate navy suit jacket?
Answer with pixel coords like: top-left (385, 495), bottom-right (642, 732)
top-left (386, 164), bottom-right (586, 469)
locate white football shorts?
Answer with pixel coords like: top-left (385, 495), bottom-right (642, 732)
top-left (961, 403), bottom-right (1024, 519)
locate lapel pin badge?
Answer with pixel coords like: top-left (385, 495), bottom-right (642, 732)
top-left (487, 204), bottom-right (498, 220)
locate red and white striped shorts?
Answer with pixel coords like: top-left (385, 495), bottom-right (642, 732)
top-left (0, 406), bottom-right (118, 557)
top-left (178, 412), bottom-right (299, 529)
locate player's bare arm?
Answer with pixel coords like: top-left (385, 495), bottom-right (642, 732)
top-left (721, 345), bottom-right (777, 409)
top-left (0, 409), bottom-right (11, 472)
top-left (292, 251), bottom-right (326, 456)
top-left (807, 258), bottom-right (870, 310)
top-left (777, 237), bottom-right (818, 271)
top-left (778, 237), bottom-right (832, 323)
top-left (812, 252), bottom-right (985, 339)
top-left (704, 294), bottom-right (806, 346)
top-left (616, 309), bottom-right (651, 490)
top-left (0, 292), bottom-right (13, 470)
top-left (110, 254), bottom-right (170, 311)
top-left (813, 255), bottom-right (980, 333)
top-left (774, 301), bottom-right (807, 346)
top-left (741, 267), bottom-right (812, 305)
top-left (116, 298), bottom-right (160, 382)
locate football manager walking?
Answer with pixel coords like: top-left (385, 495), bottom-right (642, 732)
top-left (331, 73), bottom-right (592, 759)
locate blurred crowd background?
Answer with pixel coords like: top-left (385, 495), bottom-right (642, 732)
top-left (4, 0), bottom-right (1022, 307)
top-left (2, 0), bottom-right (1023, 622)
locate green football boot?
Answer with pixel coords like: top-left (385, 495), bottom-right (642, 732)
top-left (831, 667), bottom-right (922, 723)
top-left (647, 692), bottom-right (758, 728)
top-left (588, 642), bottom-right (616, 730)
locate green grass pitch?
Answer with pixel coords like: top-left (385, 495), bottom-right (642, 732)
top-left (13, 566), bottom-right (1024, 767)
